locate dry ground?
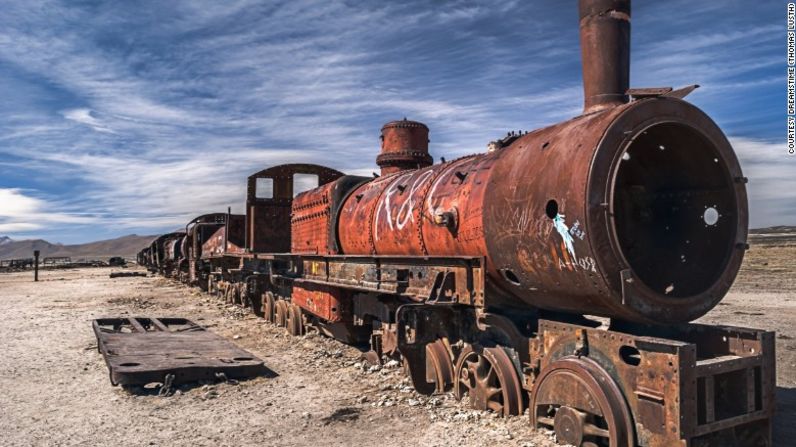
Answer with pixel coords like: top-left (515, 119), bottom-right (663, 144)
top-left (0, 239), bottom-right (793, 446)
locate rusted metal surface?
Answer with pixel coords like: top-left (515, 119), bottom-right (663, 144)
top-left (338, 152), bottom-right (491, 258)
top-left (377, 119), bottom-right (433, 175)
top-left (424, 338), bottom-right (454, 393)
top-left (93, 317), bottom-right (268, 386)
top-left (245, 164), bottom-right (343, 253)
top-left (291, 181), bottom-right (334, 255)
top-left (531, 319), bottom-right (775, 446)
top-left (532, 356), bottom-right (634, 446)
top-left (336, 97), bottom-right (747, 324)
top-left (131, 1), bottom-right (774, 444)
top-left (182, 213), bottom-right (227, 285)
top-left (286, 303), bottom-right (305, 336)
top-left (454, 344), bottom-right (524, 416)
top-left (290, 282), bottom-right (348, 322)
top-left (626, 87), bottom-right (673, 99)
top-left (291, 175), bottom-right (368, 255)
top-left (579, 0), bottom-right (630, 113)
top-left (294, 255), bottom-right (484, 305)
top-left (201, 215), bottom-right (245, 257)
top-left (143, 231), bottom-right (185, 275)
top-left (163, 234), bottom-right (185, 277)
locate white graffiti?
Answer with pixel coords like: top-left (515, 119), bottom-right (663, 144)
top-left (553, 213), bottom-right (576, 259)
top-left (558, 255), bottom-right (597, 273)
top-left (551, 214), bottom-right (596, 273)
top-left (375, 170), bottom-right (435, 240)
top-left (569, 219), bottom-right (586, 240)
top-left (426, 168), bottom-right (450, 217)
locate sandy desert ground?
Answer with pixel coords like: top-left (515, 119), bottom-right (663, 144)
top-left (0, 237), bottom-right (793, 446)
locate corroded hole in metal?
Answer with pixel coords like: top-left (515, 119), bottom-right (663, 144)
top-left (545, 200), bottom-right (559, 219)
top-left (501, 268), bottom-right (521, 286)
top-left (618, 345), bottom-right (640, 366)
top-left (614, 122), bottom-right (736, 298)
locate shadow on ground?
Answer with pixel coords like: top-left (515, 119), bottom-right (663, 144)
top-left (118, 367), bottom-right (278, 396)
top-left (774, 386), bottom-right (796, 443)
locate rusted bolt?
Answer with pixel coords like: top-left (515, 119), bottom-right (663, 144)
top-left (432, 208), bottom-right (459, 231)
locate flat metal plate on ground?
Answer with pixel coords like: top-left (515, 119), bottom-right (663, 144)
top-left (93, 317), bottom-right (267, 386)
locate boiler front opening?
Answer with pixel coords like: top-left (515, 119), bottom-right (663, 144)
top-left (613, 122), bottom-right (737, 298)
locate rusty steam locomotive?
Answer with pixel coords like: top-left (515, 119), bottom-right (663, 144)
top-left (137, 1), bottom-right (775, 445)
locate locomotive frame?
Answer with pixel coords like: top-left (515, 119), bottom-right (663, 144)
top-left (137, 161), bottom-right (775, 447)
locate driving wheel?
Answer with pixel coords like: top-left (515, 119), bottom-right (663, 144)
top-left (531, 356), bottom-right (633, 447)
top-left (454, 345), bottom-right (524, 416)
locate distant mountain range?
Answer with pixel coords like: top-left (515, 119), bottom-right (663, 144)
top-left (749, 225), bottom-right (796, 234)
top-left (0, 234), bottom-right (156, 261)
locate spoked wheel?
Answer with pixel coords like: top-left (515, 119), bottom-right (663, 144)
top-left (248, 286), bottom-right (262, 317)
top-left (227, 283), bottom-right (237, 304)
top-left (239, 283), bottom-right (250, 308)
top-left (263, 292), bottom-right (276, 323)
top-left (531, 356), bottom-right (633, 447)
top-left (454, 345), bottom-right (524, 416)
top-left (425, 338), bottom-right (454, 393)
top-left (233, 285), bottom-right (242, 305)
top-left (275, 300), bottom-right (288, 327)
top-left (286, 304), bottom-right (305, 336)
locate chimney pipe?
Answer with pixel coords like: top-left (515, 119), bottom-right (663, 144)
top-left (377, 119), bottom-right (433, 176)
top-left (579, 0), bottom-right (631, 113)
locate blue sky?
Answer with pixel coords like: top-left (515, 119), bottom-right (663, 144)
top-left (0, 0), bottom-right (789, 244)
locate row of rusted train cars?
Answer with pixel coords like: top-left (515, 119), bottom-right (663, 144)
top-left (135, 0), bottom-right (775, 444)
top-left (137, 153), bottom-right (774, 447)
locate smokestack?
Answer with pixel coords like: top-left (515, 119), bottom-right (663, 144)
top-left (377, 119), bottom-right (433, 175)
top-left (579, 0), bottom-right (631, 113)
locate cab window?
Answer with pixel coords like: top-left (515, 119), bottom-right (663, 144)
top-left (255, 177), bottom-right (273, 199)
top-left (293, 174), bottom-right (318, 197)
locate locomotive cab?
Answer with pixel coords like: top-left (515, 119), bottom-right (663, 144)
top-left (245, 164), bottom-right (344, 253)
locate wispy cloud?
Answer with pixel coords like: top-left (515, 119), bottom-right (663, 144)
top-left (61, 108), bottom-right (115, 133)
top-left (0, 0), bottom-right (786, 243)
top-left (0, 188), bottom-right (95, 234)
top-left (730, 137), bottom-right (796, 226)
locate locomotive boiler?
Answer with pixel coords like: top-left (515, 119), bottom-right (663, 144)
top-left (337, 103), bottom-right (746, 325)
top-left (138, 1), bottom-right (775, 446)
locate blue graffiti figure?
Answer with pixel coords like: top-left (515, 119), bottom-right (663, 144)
top-left (553, 213), bottom-right (577, 259)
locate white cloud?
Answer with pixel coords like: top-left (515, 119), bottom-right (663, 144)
top-left (0, 222), bottom-right (41, 233)
top-left (0, 188), bottom-right (96, 236)
top-left (729, 137), bottom-right (796, 227)
top-left (0, 188), bottom-right (41, 216)
top-left (61, 108), bottom-right (115, 133)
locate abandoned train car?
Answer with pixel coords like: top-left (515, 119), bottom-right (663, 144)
top-left (137, 1), bottom-right (775, 446)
